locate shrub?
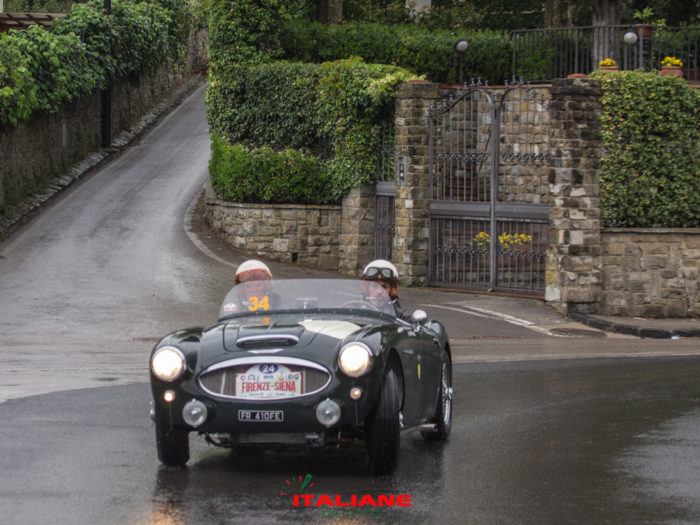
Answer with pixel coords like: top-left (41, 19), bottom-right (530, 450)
top-left (208, 58), bottom-right (415, 203)
top-left (109, 0), bottom-right (185, 75)
top-left (0, 35), bottom-right (37, 126)
top-left (207, 61), bottom-right (324, 152)
top-left (0, 0), bottom-right (194, 127)
top-left (316, 58), bottom-right (412, 197)
top-left (209, 135), bottom-right (335, 204)
top-left (52, 2), bottom-right (115, 82)
top-left (591, 70), bottom-right (700, 227)
top-left (279, 20), bottom-right (512, 84)
top-left (9, 25), bottom-right (96, 114)
top-left (206, 0), bottom-right (286, 68)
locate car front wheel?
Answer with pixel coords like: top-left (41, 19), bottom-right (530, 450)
top-left (366, 363), bottom-right (401, 475)
top-left (155, 417), bottom-right (190, 466)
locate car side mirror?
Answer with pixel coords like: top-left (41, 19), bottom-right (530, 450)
top-left (411, 309), bottom-right (427, 326)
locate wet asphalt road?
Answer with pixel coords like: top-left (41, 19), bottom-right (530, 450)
top-left (2, 83), bottom-right (700, 524)
top-left (1, 358), bottom-right (700, 524)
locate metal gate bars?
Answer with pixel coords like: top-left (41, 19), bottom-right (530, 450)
top-left (428, 81), bottom-right (551, 294)
top-left (374, 143), bottom-right (395, 261)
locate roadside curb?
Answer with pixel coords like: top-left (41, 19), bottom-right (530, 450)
top-left (568, 313), bottom-right (700, 339)
top-left (0, 75), bottom-right (205, 240)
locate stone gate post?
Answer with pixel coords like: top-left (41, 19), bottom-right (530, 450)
top-left (338, 185), bottom-right (376, 276)
top-left (546, 78), bottom-right (604, 314)
top-left (393, 80), bottom-right (440, 286)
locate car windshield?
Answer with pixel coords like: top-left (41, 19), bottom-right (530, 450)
top-left (217, 278), bottom-right (396, 320)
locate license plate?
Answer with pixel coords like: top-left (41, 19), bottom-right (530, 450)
top-left (238, 410), bottom-right (284, 422)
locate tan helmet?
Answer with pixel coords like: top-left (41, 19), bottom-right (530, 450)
top-left (234, 259), bottom-right (272, 284)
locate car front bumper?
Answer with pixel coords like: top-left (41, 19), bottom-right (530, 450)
top-left (151, 372), bottom-right (382, 437)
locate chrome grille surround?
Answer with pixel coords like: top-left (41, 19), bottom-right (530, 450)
top-left (198, 357), bottom-right (332, 400)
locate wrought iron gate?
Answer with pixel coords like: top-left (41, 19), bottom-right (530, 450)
top-left (374, 143), bottom-right (395, 260)
top-left (428, 81), bottom-right (551, 294)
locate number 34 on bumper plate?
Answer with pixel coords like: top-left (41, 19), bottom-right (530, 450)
top-left (238, 410), bottom-right (284, 422)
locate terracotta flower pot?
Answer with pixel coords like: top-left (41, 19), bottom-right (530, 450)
top-left (635, 24), bottom-right (653, 38)
top-left (659, 66), bottom-right (683, 78)
top-left (598, 66), bottom-right (619, 71)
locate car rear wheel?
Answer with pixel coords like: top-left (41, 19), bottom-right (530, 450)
top-left (366, 363), bottom-right (401, 475)
top-left (421, 350), bottom-right (452, 441)
top-left (155, 417), bottom-right (190, 466)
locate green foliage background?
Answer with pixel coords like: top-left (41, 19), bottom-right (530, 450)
top-left (208, 58), bottom-right (415, 204)
top-left (279, 20), bottom-right (512, 84)
top-left (205, 0), bottom-right (417, 204)
top-left (591, 70), bottom-right (700, 228)
top-left (0, 0), bottom-right (191, 127)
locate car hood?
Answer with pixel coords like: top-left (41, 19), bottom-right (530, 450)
top-left (193, 314), bottom-right (387, 373)
top-left (223, 318), bottom-right (365, 352)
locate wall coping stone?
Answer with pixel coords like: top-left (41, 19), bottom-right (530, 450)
top-left (205, 197), bottom-right (340, 212)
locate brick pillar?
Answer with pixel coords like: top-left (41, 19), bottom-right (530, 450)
top-left (393, 81), bottom-right (440, 286)
top-left (546, 78), bottom-right (604, 314)
top-left (338, 185), bottom-right (376, 277)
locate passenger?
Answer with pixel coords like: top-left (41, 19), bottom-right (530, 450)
top-left (361, 259), bottom-right (411, 321)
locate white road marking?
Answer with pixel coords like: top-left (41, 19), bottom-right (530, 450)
top-left (423, 303), bottom-right (559, 336)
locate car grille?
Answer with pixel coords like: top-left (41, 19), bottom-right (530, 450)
top-left (199, 361), bottom-right (331, 400)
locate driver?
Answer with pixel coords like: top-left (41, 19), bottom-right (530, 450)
top-left (233, 259), bottom-right (276, 312)
top-left (361, 259), bottom-right (411, 321)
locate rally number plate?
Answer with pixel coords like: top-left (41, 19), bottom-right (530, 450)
top-left (235, 364), bottom-right (303, 399)
top-left (238, 410), bottom-right (284, 422)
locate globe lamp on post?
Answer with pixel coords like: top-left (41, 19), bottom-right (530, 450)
top-left (453, 39), bottom-right (468, 85)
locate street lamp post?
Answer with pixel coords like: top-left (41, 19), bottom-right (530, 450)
top-left (453, 39), bottom-right (468, 85)
top-left (623, 30), bottom-right (639, 71)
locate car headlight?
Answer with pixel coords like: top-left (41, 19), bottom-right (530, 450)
top-left (338, 343), bottom-right (372, 377)
top-left (151, 346), bottom-right (186, 382)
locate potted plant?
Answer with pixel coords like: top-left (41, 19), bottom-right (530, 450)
top-left (598, 58), bottom-right (619, 71)
top-left (633, 7), bottom-right (654, 37)
top-left (659, 56), bottom-right (684, 77)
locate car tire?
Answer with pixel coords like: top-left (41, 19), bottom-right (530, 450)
top-left (421, 350), bottom-right (453, 441)
top-left (155, 417), bottom-right (190, 467)
top-left (366, 363), bottom-right (401, 475)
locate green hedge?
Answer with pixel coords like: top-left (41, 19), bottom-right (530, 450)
top-left (207, 61), bottom-right (323, 152)
top-left (279, 20), bottom-right (512, 84)
top-left (0, 33), bottom-right (37, 126)
top-left (206, 0), bottom-right (286, 68)
top-left (0, 0), bottom-right (191, 127)
top-left (210, 135), bottom-right (334, 204)
top-left (207, 58), bottom-right (414, 203)
top-left (591, 70), bottom-right (700, 228)
top-left (9, 26), bottom-right (98, 115)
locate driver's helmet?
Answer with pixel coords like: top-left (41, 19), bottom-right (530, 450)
top-left (235, 259), bottom-right (272, 296)
top-left (361, 259), bottom-right (399, 300)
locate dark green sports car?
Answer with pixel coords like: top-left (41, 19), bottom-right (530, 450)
top-left (149, 278), bottom-right (452, 474)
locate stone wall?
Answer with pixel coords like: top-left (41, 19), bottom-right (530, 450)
top-left (601, 229), bottom-right (700, 317)
top-left (338, 185), bottom-right (376, 276)
top-left (0, 30), bottom-right (207, 217)
top-left (205, 183), bottom-right (343, 271)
